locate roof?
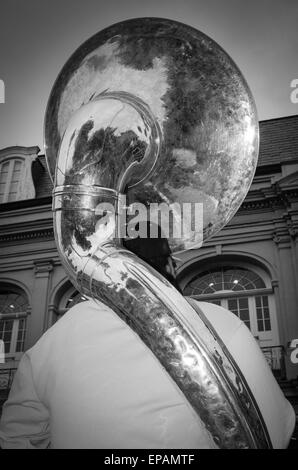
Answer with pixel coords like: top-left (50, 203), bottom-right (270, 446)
top-left (35, 154), bottom-right (53, 198)
top-left (258, 114), bottom-right (298, 166)
top-left (3, 115), bottom-right (298, 200)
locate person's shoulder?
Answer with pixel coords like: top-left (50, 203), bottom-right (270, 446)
top-left (55, 298), bottom-right (110, 324)
top-left (23, 299), bottom-right (115, 378)
top-left (191, 299), bottom-right (242, 323)
top-left (189, 298), bottom-right (244, 345)
top-left (27, 299), bottom-right (111, 352)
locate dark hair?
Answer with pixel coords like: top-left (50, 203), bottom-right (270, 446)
top-left (122, 223), bottom-right (182, 292)
top-left (148, 254), bottom-right (182, 292)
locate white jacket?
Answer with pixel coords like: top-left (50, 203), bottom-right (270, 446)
top-left (0, 299), bottom-right (295, 448)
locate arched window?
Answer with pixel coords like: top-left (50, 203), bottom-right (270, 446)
top-left (58, 287), bottom-right (88, 317)
top-left (49, 282), bottom-right (89, 326)
top-left (64, 290), bottom-right (88, 310)
top-left (0, 286), bottom-right (29, 358)
top-left (183, 265), bottom-right (279, 348)
top-left (0, 158), bottom-right (24, 203)
top-left (184, 267), bottom-right (266, 296)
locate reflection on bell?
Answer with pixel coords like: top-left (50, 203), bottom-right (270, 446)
top-left (45, 17), bottom-right (259, 251)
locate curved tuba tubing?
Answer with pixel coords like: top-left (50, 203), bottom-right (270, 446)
top-left (45, 18), bottom-right (271, 448)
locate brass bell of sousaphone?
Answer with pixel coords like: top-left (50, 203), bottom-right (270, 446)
top-left (44, 18), bottom-right (271, 448)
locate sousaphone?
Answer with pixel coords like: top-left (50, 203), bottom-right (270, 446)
top-left (44, 18), bottom-right (270, 448)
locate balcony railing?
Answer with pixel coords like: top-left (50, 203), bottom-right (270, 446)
top-left (261, 345), bottom-right (286, 380)
top-left (0, 367), bottom-right (17, 392)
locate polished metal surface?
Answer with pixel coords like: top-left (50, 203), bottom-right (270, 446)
top-left (45, 17), bottom-right (259, 249)
top-left (45, 18), bottom-right (271, 448)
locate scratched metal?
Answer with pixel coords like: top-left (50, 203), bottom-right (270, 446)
top-left (45, 18), bottom-right (271, 448)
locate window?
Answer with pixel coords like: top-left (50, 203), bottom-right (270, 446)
top-left (183, 265), bottom-right (278, 348)
top-left (184, 267), bottom-right (265, 296)
top-left (0, 289), bottom-right (29, 358)
top-left (65, 290), bottom-right (88, 309)
top-left (0, 158), bottom-right (24, 203)
top-left (57, 287), bottom-right (88, 318)
top-left (227, 297), bottom-right (251, 330)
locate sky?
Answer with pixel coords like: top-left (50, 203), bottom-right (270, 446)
top-left (0, 0), bottom-right (297, 151)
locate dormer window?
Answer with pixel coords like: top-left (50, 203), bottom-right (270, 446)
top-left (0, 158), bottom-right (24, 203)
top-left (0, 146), bottom-right (41, 204)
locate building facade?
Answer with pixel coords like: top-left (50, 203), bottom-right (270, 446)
top-left (1, 116), bottom-right (298, 402)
